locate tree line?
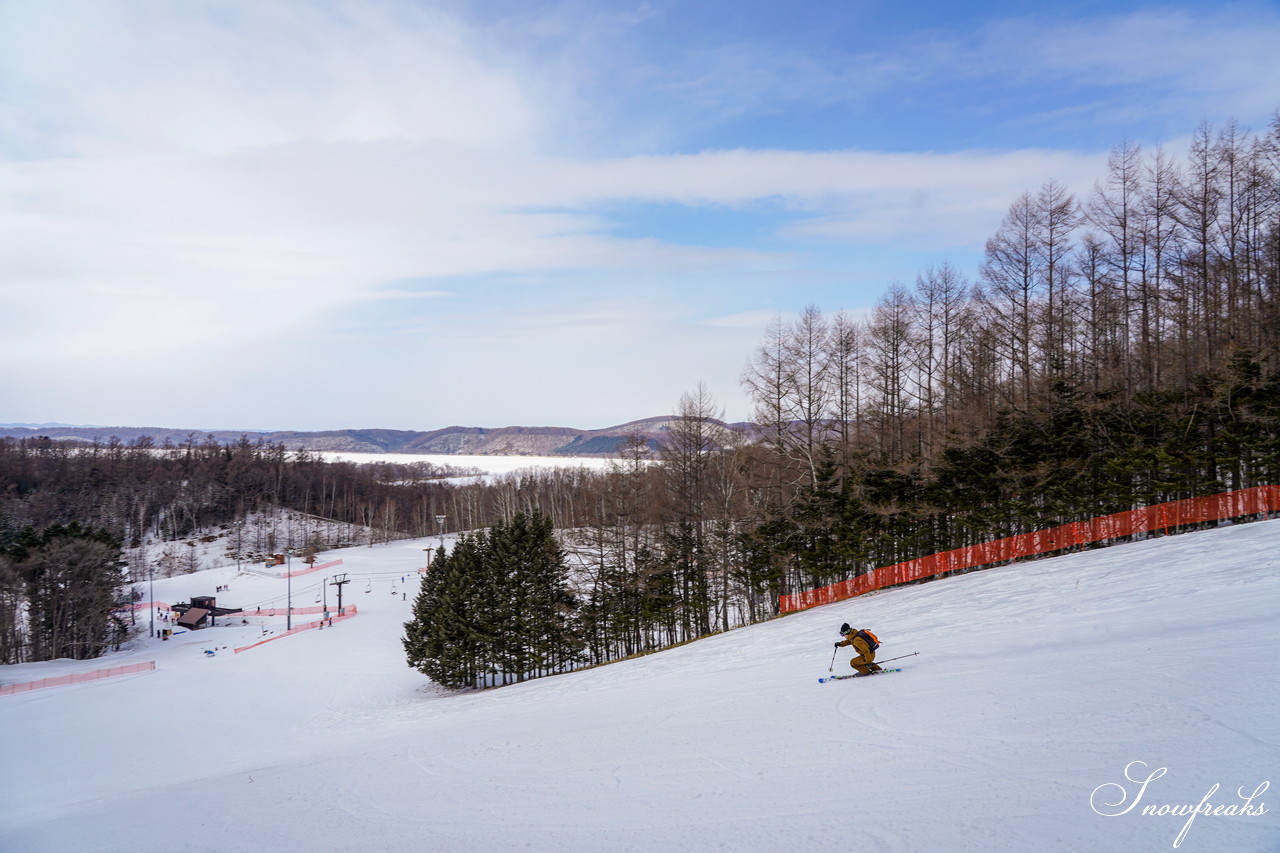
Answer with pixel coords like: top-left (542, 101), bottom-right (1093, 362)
top-left (0, 523), bottom-right (129, 664)
top-left (4, 114), bottom-right (1277, 673)
top-left (0, 435), bottom-right (499, 663)
top-left (558, 114), bottom-right (1280, 668)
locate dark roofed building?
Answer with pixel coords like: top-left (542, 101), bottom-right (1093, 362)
top-left (172, 595), bottom-right (242, 630)
top-left (176, 607), bottom-right (209, 629)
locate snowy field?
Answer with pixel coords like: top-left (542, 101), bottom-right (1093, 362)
top-left (2, 519), bottom-right (1277, 852)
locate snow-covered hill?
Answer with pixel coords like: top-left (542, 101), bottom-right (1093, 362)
top-left (2, 520), bottom-right (1277, 852)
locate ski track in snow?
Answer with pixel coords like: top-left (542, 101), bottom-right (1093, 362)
top-left (1, 522), bottom-right (1278, 852)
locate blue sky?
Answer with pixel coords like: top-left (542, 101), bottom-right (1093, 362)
top-left (2, 0), bottom-right (1277, 432)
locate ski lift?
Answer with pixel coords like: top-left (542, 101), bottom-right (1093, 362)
top-left (364, 580), bottom-right (372, 593)
top-left (390, 585), bottom-right (397, 596)
top-left (314, 590), bottom-right (321, 604)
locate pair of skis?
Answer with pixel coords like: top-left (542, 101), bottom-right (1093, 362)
top-left (819, 667), bottom-right (901, 683)
top-left (819, 651), bottom-right (918, 684)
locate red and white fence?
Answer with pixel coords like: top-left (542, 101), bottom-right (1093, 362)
top-left (244, 603), bottom-right (356, 618)
top-left (0, 660), bottom-right (156, 697)
top-left (280, 558), bottom-right (344, 579)
top-left (233, 606), bottom-right (359, 654)
top-left (779, 485), bottom-right (1280, 613)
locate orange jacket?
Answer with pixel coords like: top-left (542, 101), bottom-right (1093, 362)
top-left (837, 628), bottom-right (879, 654)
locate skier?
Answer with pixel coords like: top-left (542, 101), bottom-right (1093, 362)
top-left (834, 623), bottom-right (882, 675)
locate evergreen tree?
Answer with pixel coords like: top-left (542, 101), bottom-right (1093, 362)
top-left (403, 546), bottom-right (446, 683)
top-left (4, 523), bottom-right (128, 662)
top-left (404, 511), bottom-right (580, 689)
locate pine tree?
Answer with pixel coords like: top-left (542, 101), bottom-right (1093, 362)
top-left (403, 545), bottom-right (447, 682)
top-left (403, 512), bottom-right (580, 689)
top-left (5, 523), bottom-right (128, 661)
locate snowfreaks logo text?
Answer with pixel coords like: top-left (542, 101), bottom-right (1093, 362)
top-left (1090, 760), bottom-right (1269, 848)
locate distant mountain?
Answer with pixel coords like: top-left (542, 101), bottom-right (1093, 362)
top-left (0, 421), bottom-right (109, 429)
top-left (0, 416), bottom-right (729, 457)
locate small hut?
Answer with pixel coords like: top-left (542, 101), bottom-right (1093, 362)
top-left (172, 596), bottom-right (243, 630)
top-left (175, 607), bottom-right (209, 629)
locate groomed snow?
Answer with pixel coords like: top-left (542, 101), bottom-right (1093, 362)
top-left (2, 520), bottom-right (1277, 852)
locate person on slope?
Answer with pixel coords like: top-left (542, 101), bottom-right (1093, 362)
top-left (834, 623), bottom-right (883, 675)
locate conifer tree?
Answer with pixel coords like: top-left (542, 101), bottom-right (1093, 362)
top-left (404, 512), bottom-right (580, 689)
top-left (5, 523), bottom-right (128, 661)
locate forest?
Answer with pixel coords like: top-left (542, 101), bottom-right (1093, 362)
top-left (4, 115), bottom-right (1279, 675)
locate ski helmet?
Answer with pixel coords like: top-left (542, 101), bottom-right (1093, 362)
top-left (839, 623), bottom-right (851, 634)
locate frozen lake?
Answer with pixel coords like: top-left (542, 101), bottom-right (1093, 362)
top-left (316, 451), bottom-right (619, 481)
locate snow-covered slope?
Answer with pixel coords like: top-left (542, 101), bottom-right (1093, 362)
top-left (2, 521), bottom-right (1277, 852)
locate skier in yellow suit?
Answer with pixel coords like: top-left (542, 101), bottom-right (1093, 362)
top-left (835, 623), bottom-right (883, 675)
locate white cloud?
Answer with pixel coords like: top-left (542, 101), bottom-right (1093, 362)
top-left (967, 6), bottom-right (1280, 128)
top-left (0, 1), bottom-right (538, 158)
top-left (700, 309), bottom-right (783, 330)
top-left (2, 1), bottom-right (1275, 430)
top-left (530, 147), bottom-right (1107, 215)
top-left (0, 140), bottom-right (1108, 365)
top-left (509, 3), bottom-right (1280, 151)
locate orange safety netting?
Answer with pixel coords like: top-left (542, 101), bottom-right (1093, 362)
top-left (0, 660), bottom-right (156, 697)
top-left (280, 558), bottom-right (344, 579)
top-left (233, 606), bottom-right (359, 654)
top-left (246, 603), bottom-right (357, 618)
top-left (779, 485), bottom-right (1280, 613)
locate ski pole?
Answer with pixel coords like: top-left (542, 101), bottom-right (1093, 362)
top-left (875, 652), bottom-right (920, 665)
top-left (828, 646), bottom-right (839, 672)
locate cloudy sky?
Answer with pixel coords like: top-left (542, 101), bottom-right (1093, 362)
top-left (2, 0), bottom-right (1277, 432)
